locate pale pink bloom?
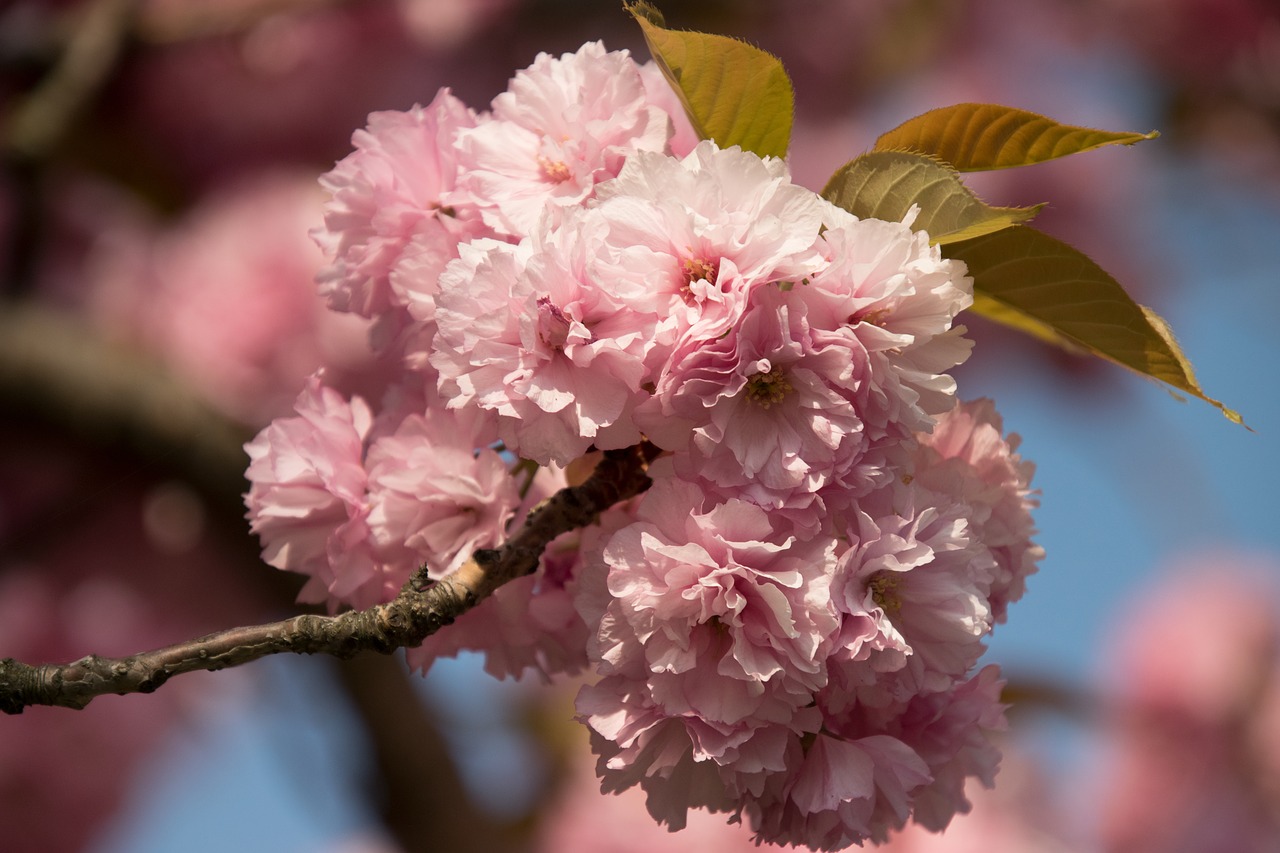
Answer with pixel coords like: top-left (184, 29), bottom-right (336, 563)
top-left (807, 212), bottom-right (974, 438)
top-left (911, 399), bottom-right (1041, 623)
top-left (592, 476), bottom-right (840, 724)
top-left (365, 406), bottom-right (516, 579)
top-left (776, 666), bottom-right (1006, 847)
top-left (245, 371), bottom-right (522, 611)
top-left (592, 141), bottom-right (833, 357)
top-left (314, 89), bottom-right (485, 318)
top-left (825, 480), bottom-right (996, 709)
top-left (318, 512), bottom-right (402, 611)
top-left (455, 41), bottom-right (673, 235)
top-left (387, 227), bottom-right (463, 327)
top-left (641, 284), bottom-right (881, 520)
top-left (244, 374), bottom-right (373, 604)
top-left (319, 402), bottom-right (519, 611)
top-left (404, 464), bottom-right (624, 682)
top-left (892, 665), bottom-right (1009, 833)
top-left (432, 223), bottom-right (648, 465)
top-left (577, 676), bottom-right (818, 830)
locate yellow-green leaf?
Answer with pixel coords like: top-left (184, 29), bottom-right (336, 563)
top-left (627, 1), bottom-right (794, 159)
top-left (947, 226), bottom-right (1244, 424)
top-left (875, 103), bottom-right (1159, 171)
top-left (821, 150), bottom-right (1042, 244)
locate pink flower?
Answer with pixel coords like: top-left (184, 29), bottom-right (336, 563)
top-left (910, 399), bottom-right (1041, 623)
top-left (237, 43), bottom-right (1043, 849)
top-left (637, 61), bottom-right (700, 158)
top-left (592, 141), bottom-right (834, 355)
top-left (890, 665), bottom-right (1009, 833)
top-left (432, 221), bottom-right (649, 465)
top-left (455, 41), bottom-right (674, 236)
top-left (314, 89), bottom-right (485, 318)
top-left (243, 375), bottom-right (374, 606)
top-left (592, 475), bottom-right (840, 721)
top-left (825, 480), bottom-right (996, 710)
top-left (640, 284), bottom-right (883, 524)
top-left (577, 676), bottom-right (812, 830)
top-left (743, 732), bottom-right (933, 851)
top-left (365, 406), bottom-right (515, 579)
top-left (807, 212), bottom-right (974, 438)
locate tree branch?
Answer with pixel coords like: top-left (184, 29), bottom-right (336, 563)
top-left (0, 442), bottom-right (659, 714)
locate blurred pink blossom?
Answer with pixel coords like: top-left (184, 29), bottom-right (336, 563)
top-left (1095, 555), bottom-right (1280, 853)
top-left (84, 174), bottom-right (375, 424)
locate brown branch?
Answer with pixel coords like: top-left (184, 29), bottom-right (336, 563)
top-left (0, 442), bottom-right (658, 715)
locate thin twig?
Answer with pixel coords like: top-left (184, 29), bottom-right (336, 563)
top-left (0, 443), bottom-right (657, 714)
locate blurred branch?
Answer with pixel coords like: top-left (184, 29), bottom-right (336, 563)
top-left (0, 303), bottom-right (251, 500)
top-left (4, 0), bottom-right (139, 160)
top-left (135, 0), bottom-right (343, 44)
top-left (335, 655), bottom-right (519, 853)
top-left (0, 441), bottom-right (658, 714)
top-left (1002, 672), bottom-right (1098, 721)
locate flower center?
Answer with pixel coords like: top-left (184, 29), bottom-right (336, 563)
top-left (744, 363), bottom-right (793, 409)
top-left (679, 255), bottom-right (719, 304)
top-left (538, 156), bottom-right (572, 183)
top-left (850, 306), bottom-right (892, 327)
top-left (705, 614), bottom-right (731, 636)
top-left (536, 296), bottom-right (572, 351)
top-left (868, 572), bottom-right (903, 616)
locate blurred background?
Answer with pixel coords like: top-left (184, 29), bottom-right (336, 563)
top-left (2, 1), bottom-right (1279, 851)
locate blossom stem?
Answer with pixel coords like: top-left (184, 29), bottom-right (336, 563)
top-left (0, 442), bottom-right (659, 714)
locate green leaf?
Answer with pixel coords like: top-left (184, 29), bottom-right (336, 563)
top-left (947, 226), bottom-right (1244, 425)
top-left (626, 1), bottom-right (794, 159)
top-left (821, 150), bottom-right (1042, 244)
top-left (874, 103), bottom-right (1159, 171)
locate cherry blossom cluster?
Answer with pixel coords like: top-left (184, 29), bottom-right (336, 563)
top-left (243, 41), bottom-right (1041, 850)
